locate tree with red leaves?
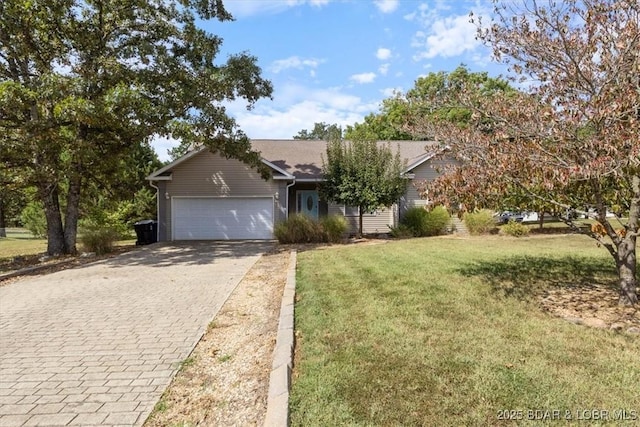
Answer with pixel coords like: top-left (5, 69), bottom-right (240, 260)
top-left (409, 0), bottom-right (639, 305)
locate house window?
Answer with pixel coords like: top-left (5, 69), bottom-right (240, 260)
top-left (343, 205), bottom-right (359, 216)
top-left (342, 206), bottom-right (378, 217)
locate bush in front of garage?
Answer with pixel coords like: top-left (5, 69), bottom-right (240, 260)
top-left (275, 214), bottom-right (347, 244)
top-left (79, 222), bottom-right (121, 254)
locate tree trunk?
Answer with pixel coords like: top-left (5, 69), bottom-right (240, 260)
top-left (616, 235), bottom-right (638, 305)
top-left (538, 211), bottom-right (544, 229)
top-left (358, 207), bottom-right (364, 238)
top-left (63, 171), bottom-right (82, 254)
top-left (616, 174), bottom-right (640, 305)
top-left (0, 196), bottom-right (6, 238)
top-left (39, 181), bottom-right (66, 255)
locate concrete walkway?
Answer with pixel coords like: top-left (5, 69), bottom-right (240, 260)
top-left (0, 242), bottom-right (269, 427)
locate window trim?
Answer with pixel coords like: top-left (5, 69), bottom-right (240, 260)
top-left (342, 205), bottom-right (378, 217)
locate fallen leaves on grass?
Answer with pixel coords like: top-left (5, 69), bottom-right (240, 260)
top-left (540, 284), bottom-right (640, 333)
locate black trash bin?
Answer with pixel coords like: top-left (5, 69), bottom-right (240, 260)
top-left (134, 220), bottom-right (158, 245)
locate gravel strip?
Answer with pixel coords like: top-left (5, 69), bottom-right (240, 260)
top-left (143, 249), bottom-right (290, 426)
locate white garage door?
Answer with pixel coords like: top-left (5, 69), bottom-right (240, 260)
top-left (172, 197), bottom-right (273, 240)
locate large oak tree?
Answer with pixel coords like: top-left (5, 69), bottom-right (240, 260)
top-left (408, 0), bottom-right (639, 305)
top-left (0, 0), bottom-right (272, 255)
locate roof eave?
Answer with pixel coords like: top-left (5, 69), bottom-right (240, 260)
top-left (147, 147), bottom-right (296, 181)
top-left (261, 159), bottom-right (295, 179)
top-left (403, 152), bottom-right (436, 174)
top-left (147, 147), bottom-right (208, 180)
top-left (294, 177), bottom-right (325, 183)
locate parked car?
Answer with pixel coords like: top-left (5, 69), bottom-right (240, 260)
top-left (497, 211), bottom-right (525, 224)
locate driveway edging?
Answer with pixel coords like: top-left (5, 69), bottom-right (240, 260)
top-left (264, 250), bottom-right (297, 427)
top-left (0, 261), bottom-right (71, 281)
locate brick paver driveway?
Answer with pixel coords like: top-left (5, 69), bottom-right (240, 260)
top-left (0, 241), bottom-right (270, 427)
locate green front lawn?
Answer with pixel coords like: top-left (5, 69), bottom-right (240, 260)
top-left (0, 228), bottom-right (47, 259)
top-left (291, 235), bottom-right (640, 426)
top-left (0, 228), bottom-right (136, 272)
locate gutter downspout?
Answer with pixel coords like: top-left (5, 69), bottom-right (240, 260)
top-left (285, 179), bottom-right (296, 219)
top-left (149, 181), bottom-right (160, 242)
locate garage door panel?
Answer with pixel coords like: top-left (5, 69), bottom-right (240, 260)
top-left (173, 198), bottom-right (273, 240)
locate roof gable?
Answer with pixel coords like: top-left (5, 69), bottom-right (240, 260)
top-left (147, 139), bottom-right (441, 181)
top-left (252, 139), bottom-right (441, 179)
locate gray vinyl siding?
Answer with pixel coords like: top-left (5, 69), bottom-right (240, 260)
top-left (163, 151), bottom-right (281, 239)
top-left (401, 157), bottom-right (452, 216)
top-left (156, 181), bottom-right (169, 242)
top-left (328, 203), bottom-right (395, 235)
top-left (275, 181), bottom-right (289, 223)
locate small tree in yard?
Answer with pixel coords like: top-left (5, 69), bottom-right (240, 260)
top-left (321, 139), bottom-right (408, 237)
top-left (408, 0), bottom-right (639, 305)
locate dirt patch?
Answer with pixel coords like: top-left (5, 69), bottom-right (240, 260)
top-left (143, 249), bottom-right (290, 427)
top-left (540, 284), bottom-right (640, 333)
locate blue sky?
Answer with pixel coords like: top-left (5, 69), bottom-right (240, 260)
top-left (153, 0), bottom-right (510, 160)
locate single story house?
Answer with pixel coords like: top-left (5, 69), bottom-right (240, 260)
top-left (146, 139), bottom-right (450, 241)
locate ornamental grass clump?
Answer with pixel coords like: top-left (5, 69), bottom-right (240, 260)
top-left (501, 220), bottom-right (530, 237)
top-left (401, 206), bottom-right (451, 237)
top-left (320, 215), bottom-right (348, 243)
top-left (274, 215), bottom-right (325, 244)
top-left (79, 223), bottom-right (120, 255)
top-left (463, 209), bottom-right (497, 235)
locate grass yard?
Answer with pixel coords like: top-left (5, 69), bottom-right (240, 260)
top-left (0, 228), bottom-right (47, 259)
top-left (290, 235), bottom-right (640, 426)
top-left (0, 228), bottom-right (136, 273)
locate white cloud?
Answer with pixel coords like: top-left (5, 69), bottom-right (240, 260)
top-left (223, 83), bottom-right (380, 139)
top-left (150, 135), bottom-right (180, 162)
top-left (380, 86), bottom-right (402, 97)
top-left (269, 56), bottom-right (324, 73)
top-left (376, 48), bottom-right (392, 60)
top-left (373, 0), bottom-right (399, 14)
top-left (407, 1), bottom-right (492, 61)
top-left (378, 63), bottom-right (390, 75)
top-left (412, 14), bottom-right (481, 60)
top-left (232, 101), bottom-right (364, 139)
top-left (224, 0), bottom-right (331, 17)
top-left (471, 52), bottom-right (491, 67)
top-left (151, 84), bottom-right (379, 158)
top-left (268, 83), bottom-right (361, 110)
top-left (350, 72), bottom-right (377, 84)
top-left (403, 11), bottom-right (416, 21)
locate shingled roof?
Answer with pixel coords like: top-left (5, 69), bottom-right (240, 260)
top-left (250, 139), bottom-right (440, 180)
top-left (148, 139), bottom-right (441, 181)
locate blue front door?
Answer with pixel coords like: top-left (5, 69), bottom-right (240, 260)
top-left (297, 190), bottom-right (319, 219)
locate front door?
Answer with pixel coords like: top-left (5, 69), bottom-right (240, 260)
top-left (297, 190), bottom-right (319, 219)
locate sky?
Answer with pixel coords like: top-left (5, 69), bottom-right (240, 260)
top-left (153, 0), bottom-right (511, 161)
